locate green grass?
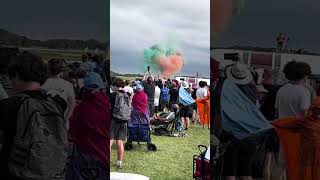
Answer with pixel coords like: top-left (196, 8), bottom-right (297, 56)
top-left (110, 124), bottom-right (210, 180)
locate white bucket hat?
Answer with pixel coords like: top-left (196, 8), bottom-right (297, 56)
top-left (226, 62), bottom-right (253, 85)
top-left (181, 81), bottom-right (189, 88)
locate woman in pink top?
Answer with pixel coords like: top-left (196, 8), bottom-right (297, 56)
top-left (68, 72), bottom-right (110, 180)
top-left (132, 83), bottom-right (148, 115)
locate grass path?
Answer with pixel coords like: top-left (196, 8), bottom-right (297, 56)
top-left (111, 124), bottom-right (210, 180)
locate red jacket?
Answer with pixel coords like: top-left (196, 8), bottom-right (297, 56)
top-left (69, 91), bottom-right (110, 168)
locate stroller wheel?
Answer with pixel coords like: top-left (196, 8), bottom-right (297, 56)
top-left (125, 142), bottom-right (133, 151)
top-left (147, 143), bottom-right (157, 151)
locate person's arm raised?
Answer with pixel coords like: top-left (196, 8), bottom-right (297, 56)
top-left (143, 71), bottom-right (148, 81)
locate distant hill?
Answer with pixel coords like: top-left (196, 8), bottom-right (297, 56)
top-left (213, 46), bottom-right (320, 56)
top-left (0, 29), bottom-right (107, 50)
top-left (110, 71), bottom-right (143, 77)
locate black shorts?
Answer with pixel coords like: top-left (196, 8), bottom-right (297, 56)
top-left (222, 141), bottom-right (257, 176)
top-left (192, 102), bottom-right (197, 111)
top-left (265, 131), bottom-right (279, 153)
top-left (148, 101), bottom-right (155, 117)
top-left (180, 105), bottom-right (192, 118)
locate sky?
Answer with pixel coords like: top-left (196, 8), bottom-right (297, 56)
top-left (213, 0), bottom-right (320, 53)
top-left (110, 0), bottom-right (210, 77)
top-left (0, 0), bottom-right (108, 42)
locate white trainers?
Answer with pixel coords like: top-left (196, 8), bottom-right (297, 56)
top-left (116, 160), bottom-right (122, 169)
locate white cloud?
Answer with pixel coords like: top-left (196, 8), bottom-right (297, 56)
top-left (110, 0), bottom-right (210, 76)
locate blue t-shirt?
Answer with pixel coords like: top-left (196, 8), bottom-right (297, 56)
top-left (160, 87), bottom-right (170, 101)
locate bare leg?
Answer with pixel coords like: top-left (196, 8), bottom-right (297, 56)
top-left (264, 152), bottom-right (272, 180)
top-left (192, 110), bottom-right (197, 125)
top-left (116, 140), bottom-right (124, 161)
top-left (185, 117), bottom-right (190, 129)
top-left (276, 145), bottom-right (287, 180)
top-left (181, 117), bottom-right (185, 129)
top-left (110, 139), bottom-right (113, 155)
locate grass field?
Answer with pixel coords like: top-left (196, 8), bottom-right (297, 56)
top-left (110, 124), bottom-right (210, 180)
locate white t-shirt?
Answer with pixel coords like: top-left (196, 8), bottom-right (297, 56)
top-left (275, 83), bottom-right (311, 118)
top-left (154, 86), bottom-right (161, 106)
top-left (196, 87), bottom-right (208, 99)
top-left (42, 78), bottom-right (75, 103)
top-left (124, 85), bottom-right (134, 95)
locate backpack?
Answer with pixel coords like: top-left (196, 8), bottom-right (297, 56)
top-left (8, 93), bottom-right (68, 180)
top-left (112, 92), bottom-right (131, 122)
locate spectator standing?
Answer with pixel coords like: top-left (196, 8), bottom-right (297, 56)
top-left (132, 83), bottom-right (148, 115)
top-left (0, 52), bottom-right (68, 180)
top-left (123, 80), bottom-right (134, 98)
top-left (42, 59), bottom-right (76, 129)
top-left (275, 61), bottom-right (312, 180)
top-left (179, 82), bottom-right (193, 130)
top-left (160, 83), bottom-right (170, 113)
top-left (169, 82), bottom-right (179, 110)
top-left (67, 72), bottom-right (110, 180)
top-left (154, 83), bottom-right (161, 116)
top-left (142, 70), bottom-right (156, 117)
top-left (110, 78), bottom-right (131, 169)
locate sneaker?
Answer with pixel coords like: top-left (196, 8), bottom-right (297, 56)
top-left (116, 160), bottom-right (122, 169)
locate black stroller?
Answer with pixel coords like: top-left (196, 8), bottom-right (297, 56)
top-left (150, 105), bottom-right (183, 136)
top-left (124, 110), bottom-right (157, 151)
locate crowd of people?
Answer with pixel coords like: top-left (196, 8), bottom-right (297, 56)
top-left (0, 46), bottom-right (211, 179)
top-left (212, 55), bottom-right (319, 180)
top-left (109, 69), bottom-right (211, 169)
top-left (0, 48), bottom-right (110, 180)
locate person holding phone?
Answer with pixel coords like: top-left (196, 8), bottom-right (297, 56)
top-left (143, 66), bottom-right (156, 118)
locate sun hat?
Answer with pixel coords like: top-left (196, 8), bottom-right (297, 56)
top-left (256, 84), bottom-right (268, 93)
top-left (136, 83), bottom-right (144, 91)
top-left (226, 61), bottom-right (253, 85)
top-left (84, 72), bottom-right (104, 90)
top-left (181, 81), bottom-right (189, 88)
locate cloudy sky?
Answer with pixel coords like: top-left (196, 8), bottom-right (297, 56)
top-left (214, 0), bottom-right (320, 53)
top-left (111, 0), bottom-right (210, 77)
top-left (1, 0), bottom-right (108, 42)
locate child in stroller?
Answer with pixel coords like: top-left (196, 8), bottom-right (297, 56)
top-left (150, 104), bottom-right (186, 137)
top-left (125, 109), bottom-right (157, 151)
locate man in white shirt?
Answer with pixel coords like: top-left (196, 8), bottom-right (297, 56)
top-left (274, 61), bottom-right (312, 180)
top-left (123, 80), bottom-right (134, 98)
top-left (196, 81), bottom-right (208, 99)
top-left (42, 59), bottom-right (76, 129)
top-left (154, 84), bottom-right (161, 115)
